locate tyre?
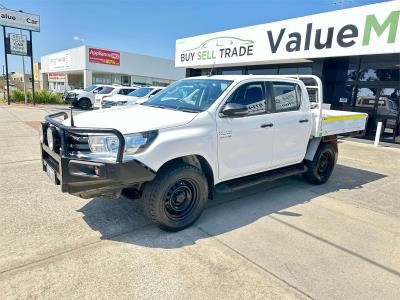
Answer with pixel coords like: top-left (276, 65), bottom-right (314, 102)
top-left (303, 142), bottom-right (336, 185)
top-left (142, 163), bottom-right (209, 232)
top-left (77, 98), bottom-right (92, 110)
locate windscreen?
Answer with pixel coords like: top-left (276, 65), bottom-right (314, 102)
top-left (83, 85), bottom-right (98, 92)
top-left (143, 79), bottom-right (233, 112)
top-left (128, 87), bottom-right (153, 97)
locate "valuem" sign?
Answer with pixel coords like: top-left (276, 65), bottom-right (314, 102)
top-left (175, 1), bottom-right (400, 68)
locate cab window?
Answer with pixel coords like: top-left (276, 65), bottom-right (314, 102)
top-left (272, 82), bottom-right (301, 112)
top-left (227, 81), bottom-right (267, 116)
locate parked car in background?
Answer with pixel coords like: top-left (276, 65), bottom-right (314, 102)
top-left (63, 85), bottom-right (107, 110)
top-left (100, 86), bottom-right (164, 109)
top-left (4, 83), bottom-right (17, 90)
top-left (93, 85), bottom-right (139, 109)
top-left (356, 95), bottom-right (400, 132)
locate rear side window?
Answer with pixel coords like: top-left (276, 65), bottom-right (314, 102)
top-left (273, 82), bottom-right (301, 112)
top-left (227, 81), bottom-right (267, 116)
top-left (119, 89), bottom-right (135, 95)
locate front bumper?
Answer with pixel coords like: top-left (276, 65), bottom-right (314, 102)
top-left (40, 112), bottom-right (155, 198)
top-left (63, 93), bottom-right (78, 104)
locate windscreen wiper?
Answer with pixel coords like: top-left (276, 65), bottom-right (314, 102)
top-left (176, 108), bottom-right (201, 113)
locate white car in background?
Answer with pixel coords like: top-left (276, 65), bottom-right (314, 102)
top-left (63, 85), bottom-right (108, 110)
top-left (93, 85), bottom-right (139, 109)
top-left (100, 86), bottom-right (165, 109)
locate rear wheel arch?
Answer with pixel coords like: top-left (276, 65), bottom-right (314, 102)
top-left (305, 136), bottom-right (338, 162)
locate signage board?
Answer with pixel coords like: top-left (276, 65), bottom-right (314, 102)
top-left (48, 52), bottom-right (71, 71)
top-left (88, 47), bottom-right (120, 66)
top-left (0, 8), bottom-right (40, 32)
top-left (175, 1), bottom-right (400, 68)
top-left (48, 73), bottom-right (65, 81)
top-left (9, 33), bottom-right (27, 56)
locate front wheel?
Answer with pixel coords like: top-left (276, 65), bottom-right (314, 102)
top-left (303, 142), bottom-right (337, 185)
top-left (142, 163), bottom-right (209, 231)
top-left (77, 98), bottom-right (92, 110)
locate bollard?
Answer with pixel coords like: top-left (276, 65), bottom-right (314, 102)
top-left (374, 122), bottom-right (382, 147)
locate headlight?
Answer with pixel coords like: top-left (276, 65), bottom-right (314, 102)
top-left (88, 131), bottom-right (157, 155)
top-left (46, 126), bottom-right (58, 150)
top-left (39, 122), bottom-right (46, 143)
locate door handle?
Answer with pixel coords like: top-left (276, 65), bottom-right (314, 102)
top-left (299, 119), bottom-right (309, 123)
top-left (260, 123), bottom-right (274, 128)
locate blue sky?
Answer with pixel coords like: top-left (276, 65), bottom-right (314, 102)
top-left (0, 0), bottom-right (389, 72)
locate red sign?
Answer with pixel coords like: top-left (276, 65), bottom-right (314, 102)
top-left (48, 73), bottom-right (65, 80)
top-left (88, 47), bottom-right (120, 66)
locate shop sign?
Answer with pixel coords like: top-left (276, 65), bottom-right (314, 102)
top-left (176, 1), bottom-right (400, 67)
top-left (88, 47), bottom-right (120, 66)
top-left (48, 73), bottom-right (65, 81)
top-left (48, 52), bottom-right (71, 70)
top-left (9, 33), bottom-right (27, 56)
top-left (0, 8), bottom-right (40, 32)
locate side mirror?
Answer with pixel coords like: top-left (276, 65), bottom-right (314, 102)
top-left (221, 103), bottom-right (248, 117)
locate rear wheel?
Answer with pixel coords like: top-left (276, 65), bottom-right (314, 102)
top-left (77, 98), bottom-right (91, 110)
top-left (142, 163), bottom-right (208, 231)
top-left (303, 142), bottom-right (336, 185)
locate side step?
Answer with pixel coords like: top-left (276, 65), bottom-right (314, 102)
top-left (215, 163), bottom-right (307, 193)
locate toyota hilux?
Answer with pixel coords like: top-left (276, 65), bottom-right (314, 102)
top-left (40, 75), bottom-right (367, 231)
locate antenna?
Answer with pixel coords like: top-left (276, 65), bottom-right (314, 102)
top-left (208, 61), bottom-right (216, 77)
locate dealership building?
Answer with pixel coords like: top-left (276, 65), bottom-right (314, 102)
top-left (176, 1), bottom-right (400, 144)
top-left (40, 45), bottom-right (185, 91)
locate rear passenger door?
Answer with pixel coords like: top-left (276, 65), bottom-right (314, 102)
top-left (270, 81), bottom-right (312, 168)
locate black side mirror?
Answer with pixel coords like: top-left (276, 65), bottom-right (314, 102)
top-left (221, 103), bottom-right (248, 117)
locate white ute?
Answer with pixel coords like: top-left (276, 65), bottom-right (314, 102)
top-left (93, 85), bottom-right (139, 109)
top-left (63, 85), bottom-right (107, 110)
top-left (41, 75), bottom-right (367, 231)
top-left (100, 86), bottom-right (164, 109)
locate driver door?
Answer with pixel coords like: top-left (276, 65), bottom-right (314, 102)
top-left (216, 81), bottom-right (275, 180)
